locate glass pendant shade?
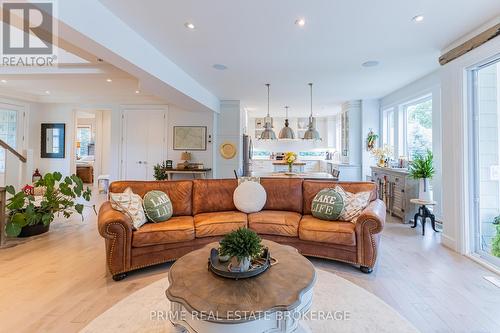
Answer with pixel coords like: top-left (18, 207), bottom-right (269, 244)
top-left (279, 106), bottom-right (295, 139)
top-left (303, 82), bottom-right (321, 141)
top-left (260, 83), bottom-right (276, 140)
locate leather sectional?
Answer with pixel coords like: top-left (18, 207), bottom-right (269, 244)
top-left (98, 178), bottom-right (386, 281)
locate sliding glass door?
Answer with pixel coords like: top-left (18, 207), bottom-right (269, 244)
top-left (470, 57), bottom-right (500, 268)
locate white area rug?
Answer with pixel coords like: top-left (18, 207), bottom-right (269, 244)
top-left (81, 269), bottom-right (419, 333)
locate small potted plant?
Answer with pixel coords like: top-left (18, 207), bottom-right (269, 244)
top-left (366, 129), bottom-right (378, 151)
top-left (284, 151), bottom-right (297, 174)
top-left (408, 150), bottom-right (435, 201)
top-left (153, 161), bottom-right (169, 180)
top-left (219, 228), bottom-right (263, 272)
top-left (4, 172), bottom-right (92, 237)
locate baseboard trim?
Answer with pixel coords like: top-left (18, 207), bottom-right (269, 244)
top-left (441, 234), bottom-right (457, 251)
top-left (466, 254), bottom-right (500, 276)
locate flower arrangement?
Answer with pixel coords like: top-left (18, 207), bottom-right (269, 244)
top-left (284, 152), bottom-right (297, 173)
top-left (370, 145), bottom-right (392, 167)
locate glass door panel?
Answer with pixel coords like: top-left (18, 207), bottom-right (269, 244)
top-left (472, 58), bottom-right (500, 267)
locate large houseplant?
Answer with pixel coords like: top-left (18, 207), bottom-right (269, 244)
top-left (219, 228), bottom-right (263, 272)
top-left (409, 150), bottom-right (435, 201)
top-left (5, 172), bottom-right (92, 237)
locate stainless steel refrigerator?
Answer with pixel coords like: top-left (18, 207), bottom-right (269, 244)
top-left (242, 134), bottom-right (253, 176)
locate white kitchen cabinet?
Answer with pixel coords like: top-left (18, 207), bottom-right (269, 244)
top-left (303, 161), bottom-right (320, 172)
top-left (251, 160), bottom-right (273, 172)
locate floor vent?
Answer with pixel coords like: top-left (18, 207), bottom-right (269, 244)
top-left (484, 276), bottom-right (500, 288)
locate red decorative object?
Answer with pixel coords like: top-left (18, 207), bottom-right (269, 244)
top-left (32, 168), bottom-right (42, 183)
top-left (22, 184), bottom-right (34, 196)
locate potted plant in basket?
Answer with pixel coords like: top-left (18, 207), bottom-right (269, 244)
top-left (408, 150), bottom-right (435, 201)
top-left (219, 228), bottom-right (263, 272)
top-left (4, 172), bottom-right (92, 237)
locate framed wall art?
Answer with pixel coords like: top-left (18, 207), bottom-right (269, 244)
top-left (173, 126), bottom-right (207, 151)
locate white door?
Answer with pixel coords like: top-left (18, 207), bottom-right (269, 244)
top-left (122, 109), bottom-right (166, 180)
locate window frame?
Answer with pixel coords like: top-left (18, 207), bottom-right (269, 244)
top-left (400, 94), bottom-right (433, 159)
top-left (76, 125), bottom-right (92, 157)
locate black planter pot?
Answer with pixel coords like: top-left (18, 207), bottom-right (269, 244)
top-left (18, 223), bottom-right (50, 237)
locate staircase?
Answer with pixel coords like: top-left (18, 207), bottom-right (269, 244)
top-left (0, 140), bottom-right (30, 248)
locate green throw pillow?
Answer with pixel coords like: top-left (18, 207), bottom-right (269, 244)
top-left (143, 190), bottom-right (173, 222)
top-left (311, 188), bottom-right (345, 221)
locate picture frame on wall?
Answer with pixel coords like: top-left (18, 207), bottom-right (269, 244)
top-left (173, 126), bottom-right (207, 151)
top-left (41, 123), bottom-right (65, 158)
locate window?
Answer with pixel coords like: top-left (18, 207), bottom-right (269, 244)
top-left (403, 96), bottom-right (433, 159)
top-left (382, 95), bottom-right (433, 160)
top-left (382, 108), bottom-right (395, 156)
top-left (0, 109), bottom-right (17, 173)
top-left (76, 126), bottom-right (92, 157)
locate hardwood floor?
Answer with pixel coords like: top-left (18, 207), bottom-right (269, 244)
top-left (0, 191), bottom-right (499, 333)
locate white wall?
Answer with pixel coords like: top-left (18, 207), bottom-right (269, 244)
top-left (215, 100), bottom-right (242, 178)
top-left (24, 101), bottom-right (216, 182)
top-left (167, 105), bottom-right (214, 175)
top-left (380, 70), bottom-right (443, 221)
top-left (361, 99), bottom-right (380, 180)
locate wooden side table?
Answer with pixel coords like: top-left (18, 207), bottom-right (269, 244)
top-left (410, 199), bottom-right (438, 235)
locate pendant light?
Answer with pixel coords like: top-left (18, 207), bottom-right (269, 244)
top-left (260, 83), bottom-right (276, 140)
top-left (278, 105), bottom-right (295, 139)
top-left (303, 82), bottom-right (321, 140)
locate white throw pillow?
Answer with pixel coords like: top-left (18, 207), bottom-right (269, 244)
top-left (109, 187), bottom-right (148, 229)
top-left (233, 181), bottom-right (267, 213)
top-left (335, 186), bottom-right (371, 223)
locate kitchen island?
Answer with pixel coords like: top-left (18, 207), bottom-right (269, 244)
top-left (250, 171), bottom-right (334, 180)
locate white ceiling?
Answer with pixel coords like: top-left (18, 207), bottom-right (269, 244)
top-left (99, 0), bottom-right (500, 116)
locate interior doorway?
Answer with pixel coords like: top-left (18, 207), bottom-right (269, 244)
top-left (72, 109), bottom-right (109, 187)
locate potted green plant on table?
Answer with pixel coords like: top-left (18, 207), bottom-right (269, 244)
top-left (4, 172), bottom-right (92, 237)
top-left (153, 161), bottom-right (169, 180)
top-left (409, 150), bottom-right (435, 201)
top-left (219, 228), bottom-right (263, 272)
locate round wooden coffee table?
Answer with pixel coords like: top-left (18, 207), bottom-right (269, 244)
top-left (166, 240), bottom-right (316, 333)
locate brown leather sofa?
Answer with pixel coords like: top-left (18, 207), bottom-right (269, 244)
top-left (98, 179), bottom-right (385, 281)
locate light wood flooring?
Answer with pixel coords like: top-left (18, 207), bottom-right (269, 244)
top-left (0, 191), bottom-right (499, 333)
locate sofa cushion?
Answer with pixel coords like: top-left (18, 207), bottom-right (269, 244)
top-left (109, 187), bottom-right (147, 229)
top-left (248, 210), bottom-right (302, 237)
top-left (192, 179), bottom-right (238, 215)
top-left (143, 190), bottom-right (173, 222)
top-left (303, 181), bottom-right (377, 215)
top-left (132, 216), bottom-right (195, 247)
top-left (299, 215), bottom-right (356, 246)
top-left (260, 178), bottom-right (303, 213)
top-left (109, 180), bottom-right (193, 216)
top-left (194, 211), bottom-right (247, 238)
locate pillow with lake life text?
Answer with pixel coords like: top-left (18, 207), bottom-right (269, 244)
top-left (109, 187), bottom-right (147, 229)
top-left (311, 188), bottom-right (345, 221)
top-left (335, 185), bottom-right (371, 223)
top-left (143, 190), bottom-right (173, 223)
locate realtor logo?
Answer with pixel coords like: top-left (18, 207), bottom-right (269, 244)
top-left (1, 1), bottom-right (57, 66)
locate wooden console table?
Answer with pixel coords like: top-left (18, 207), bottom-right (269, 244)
top-left (165, 168), bottom-right (212, 180)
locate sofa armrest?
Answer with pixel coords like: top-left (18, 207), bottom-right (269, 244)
top-left (98, 202), bottom-right (133, 275)
top-left (355, 199), bottom-right (386, 268)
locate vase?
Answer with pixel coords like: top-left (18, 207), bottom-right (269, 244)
top-left (418, 178), bottom-right (432, 201)
top-left (230, 256), bottom-right (251, 272)
top-left (18, 223), bottom-right (50, 237)
top-left (288, 164), bottom-right (293, 173)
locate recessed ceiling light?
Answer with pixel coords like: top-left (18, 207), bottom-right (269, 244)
top-left (135, 90), bottom-right (140, 94)
top-left (184, 22), bottom-right (195, 30)
top-left (1, 79), bottom-right (7, 83)
top-left (295, 18), bottom-right (306, 27)
top-left (45, 90), bottom-right (50, 94)
top-left (213, 64), bottom-right (227, 70)
top-left (362, 60), bottom-right (380, 67)
top-left (412, 15), bottom-right (424, 22)
top-left (106, 78), bottom-right (112, 82)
